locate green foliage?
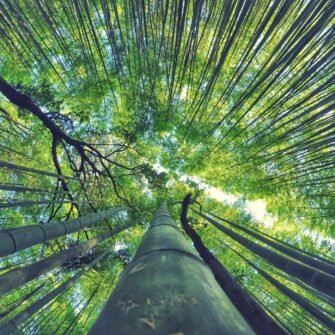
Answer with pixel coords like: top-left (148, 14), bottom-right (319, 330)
top-left (0, 0), bottom-right (334, 334)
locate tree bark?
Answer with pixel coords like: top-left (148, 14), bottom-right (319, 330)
top-left (89, 201), bottom-right (254, 335)
top-left (0, 76), bottom-right (76, 145)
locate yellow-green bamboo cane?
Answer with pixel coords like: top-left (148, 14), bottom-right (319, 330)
top-left (197, 211), bottom-right (335, 298)
top-left (195, 208), bottom-right (335, 276)
top-left (0, 221), bottom-right (136, 297)
top-left (89, 202), bottom-right (254, 335)
top-left (0, 248), bottom-right (112, 334)
top-left (0, 207), bottom-right (130, 257)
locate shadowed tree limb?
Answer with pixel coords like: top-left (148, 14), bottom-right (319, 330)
top-left (0, 76), bottom-right (141, 207)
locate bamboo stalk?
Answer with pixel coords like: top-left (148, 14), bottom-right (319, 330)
top-left (0, 207), bottom-right (130, 256)
top-left (0, 248), bottom-right (111, 334)
top-left (197, 211), bottom-right (335, 298)
top-left (0, 221), bottom-right (136, 297)
top-left (90, 202), bottom-right (254, 334)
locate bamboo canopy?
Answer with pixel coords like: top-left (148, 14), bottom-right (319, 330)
top-left (0, 0), bottom-right (334, 332)
top-left (89, 202), bottom-right (254, 334)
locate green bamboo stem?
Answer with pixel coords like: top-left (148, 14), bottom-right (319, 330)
top-left (0, 283), bottom-right (45, 320)
top-left (89, 202), bottom-right (254, 334)
top-left (0, 248), bottom-right (111, 334)
top-left (181, 195), bottom-right (287, 334)
top-left (197, 211), bottom-right (335, 298)
top-left (0, 160), bottom-right (74, 180)
top-left (0, 207), bottom-right (130, 256)
top-left (197, 208), bottom-right (335, 276)
top-left (0, 220), bottom-right (136, 297)
top-left (0, 200), bottom-right (72, 209)
top-left (221, 239), bottom-right (335, 332)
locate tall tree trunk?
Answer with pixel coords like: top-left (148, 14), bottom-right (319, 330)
top-left (197, 211), bottom-right (335, 298)
top-left (195, 208), bottom-right (335, 276)
top-left (0, 248), bottom-right (111, 334)
top-left (0, 221), bottom-right (136, 297)
top-left (180, 195), bottom-right (287, 335)
top-left (89, 202), bottom-right (254, 335)
top-left (0, 207), bottom-right (130, 256)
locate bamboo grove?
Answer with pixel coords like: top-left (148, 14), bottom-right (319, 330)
top-left (0, 0), bottom-right (334, 334)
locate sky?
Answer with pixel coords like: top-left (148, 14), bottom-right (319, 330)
top-left (180, 175), bottom-right (276, 228)
top-left (153, 163), bottom-right (276, 228)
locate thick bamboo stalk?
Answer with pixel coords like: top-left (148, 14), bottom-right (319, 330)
top-left (89, 202), bottom-right (254, 335)
top-left (223, 241), bottom-right (335, 332)
top-left (0, 200), bottom-right (72, 209)
top-left (0, 248), bottom-right (111, 334)
top-left (0, 221), bottom-right (136, 297)
top-left (0, 283), bottom-right (45, 320)
top-left (0, 207), bottom-right (129, 256)
top-left (197, 211), bottom-right (335, 298)
top-left (0, 160), bottom-right (74, 180)
top-left (195, 208), bottom-right (335, 276)
top-left (181, 195), bottom-right (287, 335)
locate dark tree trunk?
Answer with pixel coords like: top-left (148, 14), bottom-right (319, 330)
top-left (180, 195), bottom-right (287, 335)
